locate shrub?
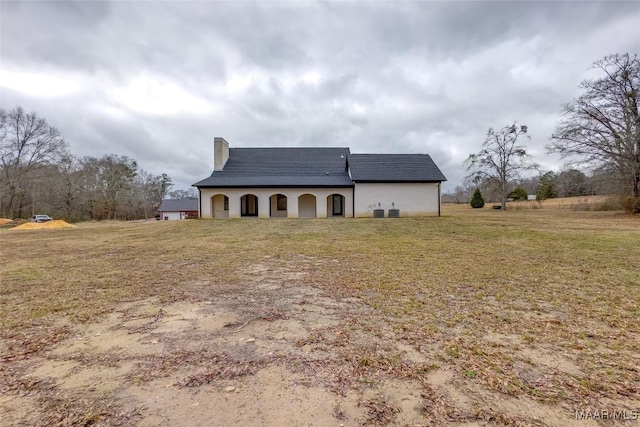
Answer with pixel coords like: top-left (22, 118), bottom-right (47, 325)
top-left (508, 187), bottom-right (528, 201)
top-left (470, 189), bottom-right (485, 208)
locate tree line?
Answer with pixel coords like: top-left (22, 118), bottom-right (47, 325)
top-left (0, 106), bottom-right (182, 221)
top-left (444, 167), bottom-right (608, 205)
top-left (464, 53), bottom-right (639, 213)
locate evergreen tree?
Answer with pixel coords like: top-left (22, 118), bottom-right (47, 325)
top-left (470, 188), bottom-right (485, 208)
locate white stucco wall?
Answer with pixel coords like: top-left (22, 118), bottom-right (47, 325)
top-left (353, 182), bottom-right (440, 217)
top-left (161, 212), bottom-right (181, 220)
top-left (199, 188), bottom-right (353, 219)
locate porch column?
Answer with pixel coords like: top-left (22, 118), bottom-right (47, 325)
top-left (258, 194), bottom-right (270, 218)
top-left (228, 196), bottom-right (241, 219)
top-left (288, 192), bottom-right (299, 218)
top-left (316, 195), bottom-right (327, 218)
top-left (345, 191), bottom-right (354, 218)
top-left (199, 190), bottom-right (211, 218)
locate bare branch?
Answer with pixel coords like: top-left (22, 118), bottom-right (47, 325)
top-left (465, 122), bottom-right (535, 210)
top-left (548, 53), bottom-right (640, 212)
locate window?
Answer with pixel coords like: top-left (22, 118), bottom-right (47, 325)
top-left (277, 194), bottom-right (287, 211)
top-left (224, 196), bottom-right (229, 211)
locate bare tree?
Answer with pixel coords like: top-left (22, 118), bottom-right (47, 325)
top-left (556, 168), bottom-right (588, 197)
top-left (465, 123), bottom-right (536, 210)
top-left (167, 188), bottom-right (197, 200)
top-left (80, 155), bottom-right (138, 220)
top-left (0, 106), bottom-right (176, 221)
top-left (137, 171), bottom-right (173, 219)
top-left (453, 185), bottom-right (469, 204)
top-left (47, 156), bottom-right (89, 220)
top-left (515, 176), bottom-right (540, 196)
top-left (548, 53), bottom-right (640, 213)
top-left (0, 107), bottom-right (68, 218)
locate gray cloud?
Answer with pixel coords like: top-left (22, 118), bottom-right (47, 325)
top-left (1, 1), bottom-right (639, 191)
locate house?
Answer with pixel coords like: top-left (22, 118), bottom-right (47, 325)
top-left (193, 138), bottom-right (446, 218)
top-left (157, 198), bottom-right (199, 220)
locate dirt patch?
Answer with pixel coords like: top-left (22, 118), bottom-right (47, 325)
top-left (11, 219), bottom-right (76, 230)
top-left (2, 258), bottom-right (437, 426)
top-left (0, 218), bottom-right (12, 225)
top-left (127, 366), bottom-right (365, 427)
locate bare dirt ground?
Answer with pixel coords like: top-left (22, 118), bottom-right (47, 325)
top-left (3, 257), bottom-right (430, 426)
top-left (1, 255), bottom-right (618, 427)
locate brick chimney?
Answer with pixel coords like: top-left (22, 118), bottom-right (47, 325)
top-left (214, 137), bottom-right (229, 171)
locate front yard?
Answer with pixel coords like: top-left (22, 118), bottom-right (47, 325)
top-left (1, 206), bottom-right (638, 426)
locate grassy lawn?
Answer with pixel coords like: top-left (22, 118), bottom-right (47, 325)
top-left (1, 205), bottom-right (638, 425)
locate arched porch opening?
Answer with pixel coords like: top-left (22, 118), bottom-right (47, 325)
top-left (269, 193), bottom-right (288, 218)
top-left (240, 194), bottom-right (259, 217)
top-left (211, 194), bottom-right (229, 218)
top-left (327, 193), bottom-right (345, 217)
top-left (298, 194), bottom-right (317, 218)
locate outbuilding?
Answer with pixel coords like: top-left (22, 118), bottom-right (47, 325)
top-left (157, 198), bottom-right (199, 220)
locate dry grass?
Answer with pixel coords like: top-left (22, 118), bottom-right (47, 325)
top-left (509, 195), bottom-right (612, 211)
top-left (445, 195), bottom-right (613, 211)
top-left (1, 207), bottom-right (639, 425)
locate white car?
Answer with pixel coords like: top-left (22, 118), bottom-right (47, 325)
top-left (30, 215), bottom-right (53, 223)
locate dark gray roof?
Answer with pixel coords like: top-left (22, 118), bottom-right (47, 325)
top-left (193, 147), bottom-right (353, 187)
top-left (347, 154), bottom-right (447, 182)
top-left (158, 198), bottom-right (199, 212)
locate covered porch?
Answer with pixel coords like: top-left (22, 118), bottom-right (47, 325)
top-left (200, 188), bottom-right (352, 219)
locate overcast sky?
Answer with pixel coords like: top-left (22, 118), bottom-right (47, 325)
top-left (1, 1), bottom-right (639, 191)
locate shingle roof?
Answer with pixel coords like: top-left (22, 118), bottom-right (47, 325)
top-left (347, 154), bottom-right (447, 182)
top-left (193, 147), bottom-right (354, 187)
top-left (158, 198), bottom-right (199, 212)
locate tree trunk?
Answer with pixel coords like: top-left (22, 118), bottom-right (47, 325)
top-left (6, 186), bottom-right (17, 219)
top-left (633, 172), bottom-right (640, 213)
top-left (501, 183), bottom-right (508, 210)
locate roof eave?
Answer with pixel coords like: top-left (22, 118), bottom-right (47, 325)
top-left (352, 179), bottom-right (447, 183)
top-left (195, 184), bottom-right (355, 188)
